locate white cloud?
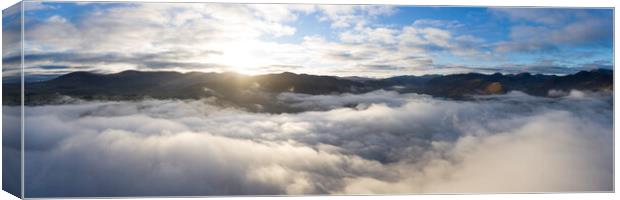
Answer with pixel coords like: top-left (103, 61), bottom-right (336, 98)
top-left (420, 27), bottom-right (451, 47)
top-left (19, 3), bottom-right (497, 78)
top-left (330, 22), bottom-right (486, 76)
top-left (21, 90), bottom-right (613, 196)
top-left (22, 4), bottom-right (407, 77)
top-left (19, 3), bottom-right (611, 78)
top-left (316, 5), bottom-right (396, 29)
top-left (2, 4), bottom-right (23, 79)
top-left (249, 4), bottom-right (314, 23)
top-left (24, 3), bottom-right (301, 72)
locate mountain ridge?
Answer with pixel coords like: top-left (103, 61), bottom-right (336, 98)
top-left (2, 69), bottom-right (613, 111)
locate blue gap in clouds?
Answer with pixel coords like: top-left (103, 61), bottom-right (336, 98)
top-left (23, 2), bottom-right (130, 25)
top-left (381, 6), bottom-right (510, 42)
top-left (265, 11), bottom-right (334, 44)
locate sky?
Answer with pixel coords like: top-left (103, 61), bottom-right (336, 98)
top-left (2, 2), bottom-right (615, 79)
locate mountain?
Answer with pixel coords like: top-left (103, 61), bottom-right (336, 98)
top-left (2, 69), bottom-right (613, 111)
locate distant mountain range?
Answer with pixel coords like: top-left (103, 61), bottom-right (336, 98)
top-left (3, 69), bottom-right (613, 111)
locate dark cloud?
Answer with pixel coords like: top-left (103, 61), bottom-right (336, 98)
top-left (325, 51), bottom-right (369, 61)
top-left (2, 3), bottom-right (23, 83)
top-left (5, 50), bottom-right (231, 81)
top-left (6, 51), bottom-right (228, 76)
top-left (581, 60), bottom-right (613, 70)
top-left (36, 65), bottom-right (70, 70)
top-left (357, 64), bottom-right (402, 71)
top-left (20, 89), bottom-right (613, 197)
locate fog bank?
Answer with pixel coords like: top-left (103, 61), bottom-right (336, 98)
top-left (22, 90), bottom-right (613, 197)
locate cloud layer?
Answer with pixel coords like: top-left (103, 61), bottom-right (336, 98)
top-left (21, 90), bottom-right (613, 197)
top-left (16, 2), bottom-right (612, 79)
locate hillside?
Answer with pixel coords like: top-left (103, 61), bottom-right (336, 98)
top-left (2, 69), bottom-right (613, 112)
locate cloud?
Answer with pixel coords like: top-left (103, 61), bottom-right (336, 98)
top-left (412, 19), bottom-right (464, 29)
top-left (493, 8), bottom-right (613, 53)
top-left (5, 51), bottom-right (229, 79)
top-left (317, 5), bottom-right (396, 28)
top-left (2, 1), bottom-right (56, 18)
top-left (24, 3), bottom-right (299, 53)
top-left (276, 90), bottom-right (418, 110)
top-left (2, 3), bottom-right (23, 82)
top-left (21, 89), bottom-right (612, 197)
top-left (17, 3), bottom-right (614, 78)
top-left (325, 19), bottom-right (490, 77)
top-left (2, 106), bottom-right (22, 197)
top-left (22, 3), bottom-right (302, 73)
top-left (338, 21), bottom-right (478, 53)
top-left (20, 3), bottom-right (425, 77)
top-left (580, 60), bottom-right (613, 70)
top-left (2, 4), bottom-right (21, 56)
top-left (491, 8), bottom-right (573, 25)
top-left (343, 110), bottom-right (612, 193)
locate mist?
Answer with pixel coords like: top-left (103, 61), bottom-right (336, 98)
top-left (21, 90), bottom-right (613, 197)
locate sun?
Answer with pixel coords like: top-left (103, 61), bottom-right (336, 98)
top-left (209, 41), bottom-right (272, 75)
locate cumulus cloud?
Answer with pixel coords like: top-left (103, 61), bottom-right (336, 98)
top-left (321, 19), bottom-right (490, 77)
top-left (19, 3), bottom-right (514, 78)
top-left (22, 3), bottom-right (305, 74)
top-left (317, 5), bottom-right (396, 28)
top-left (19, 3), bottom-right (612, 78)
top-left (21, 3), bottom-right (430, 77)
top-left (24, 3), bottom-right (299, 53)
top-left (21, 90), bottom-right (613, 197)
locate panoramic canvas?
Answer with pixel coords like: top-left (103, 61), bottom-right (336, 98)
top-left (1, 1), bottom-right (614, 198)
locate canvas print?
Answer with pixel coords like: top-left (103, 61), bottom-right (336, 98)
top-left (2, 2), bottom-right (22, 198)
top-left (2, 1), bottom-right (614, 198)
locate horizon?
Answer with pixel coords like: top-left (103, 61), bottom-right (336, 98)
top-left (1, 2), bottom-right (614, 81)
top-left (4, 67), bottom-right (613, 83)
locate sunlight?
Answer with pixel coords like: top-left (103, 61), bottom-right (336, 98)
top-left (209, 41), bottom-right (272, 75)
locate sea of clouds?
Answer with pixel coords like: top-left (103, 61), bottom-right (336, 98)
top-left (16, 90), bottom-right (613, 197)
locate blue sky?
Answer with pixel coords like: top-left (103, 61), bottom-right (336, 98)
top-left (3, 2), bottom-right (614, 79)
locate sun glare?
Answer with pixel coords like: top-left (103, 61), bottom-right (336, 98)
top-left (208, 41), bottom-right (273, 75)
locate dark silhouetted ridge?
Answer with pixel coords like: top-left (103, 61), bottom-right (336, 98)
top-left (2, 69), bottom-right (612, 107)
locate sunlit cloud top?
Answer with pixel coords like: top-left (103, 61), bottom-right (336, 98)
top-left (4, 2), bottom-right (614, 79)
